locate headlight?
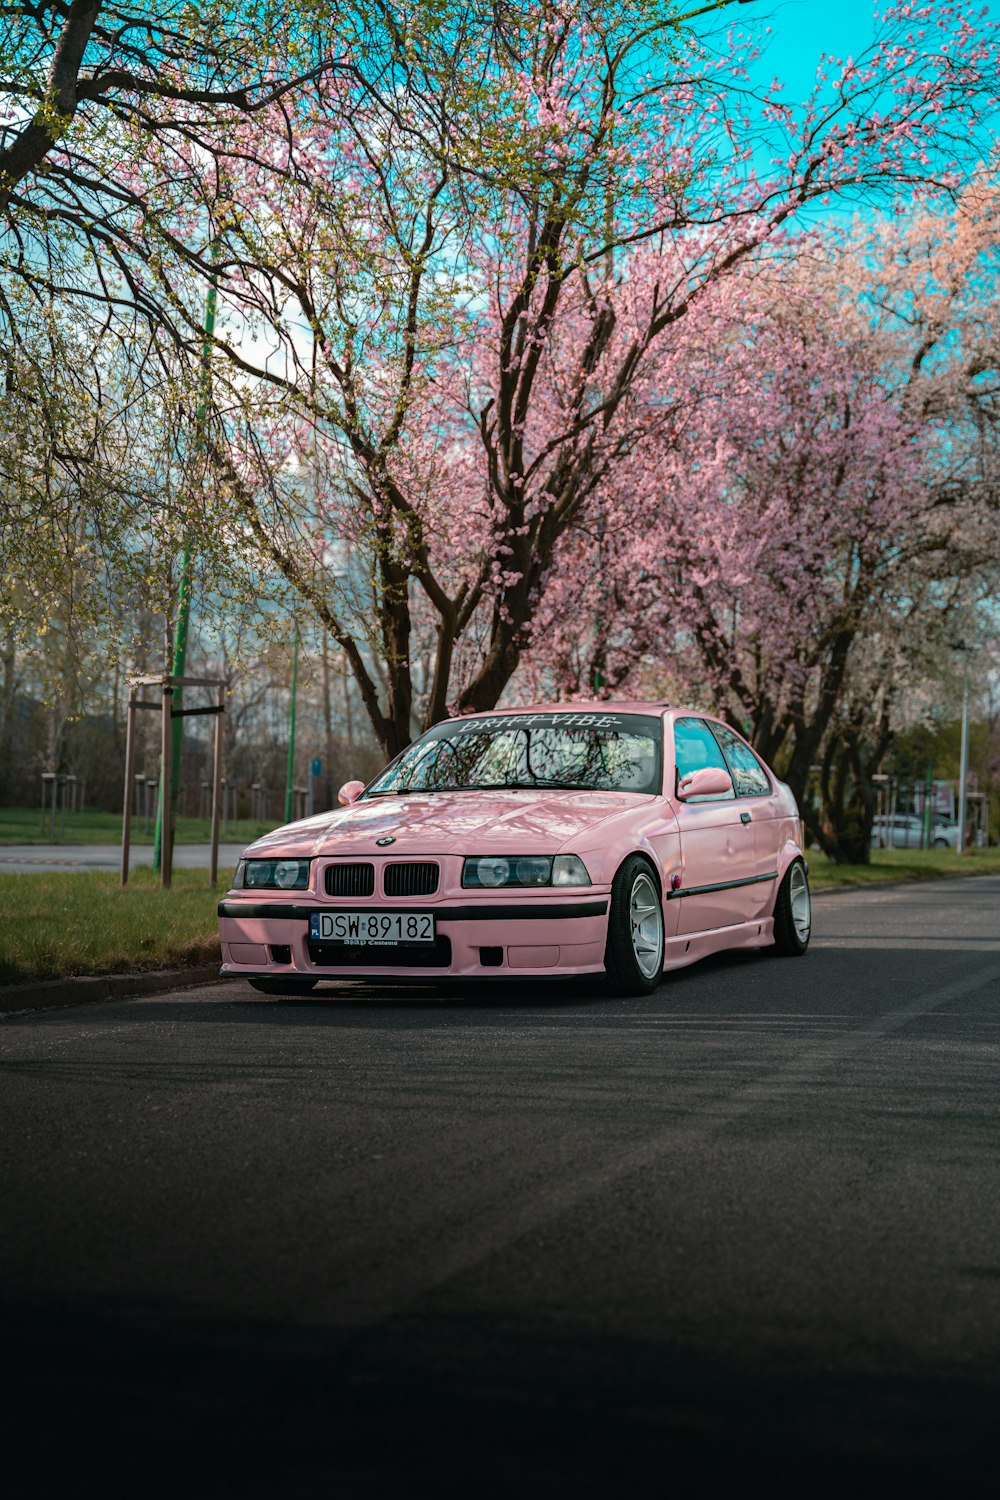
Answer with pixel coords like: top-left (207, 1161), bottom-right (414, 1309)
top-left (552, 855), bottom-right (591, 886)
top-left (462, 854), bottom-right (591, 889)
top-left (235, 857), bottom-right (312, 891)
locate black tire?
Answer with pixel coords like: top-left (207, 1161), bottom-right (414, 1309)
top-left (932, 838), bottom-right (949, 850)
top-left (248, 976), bottom-right (318, 995)
top-left (604, 854), bottom-right (664, 996)
top-left (771, 858), bottom-right (811, 956)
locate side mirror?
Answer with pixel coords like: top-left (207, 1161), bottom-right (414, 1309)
top-left (677, 766), bottom-right (734, 801)
top-left (338, 779), bottom-right (366, 806)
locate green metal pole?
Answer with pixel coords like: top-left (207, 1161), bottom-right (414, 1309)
top-left (153, 271), bottom-right (218, 872)
top-left (922, 760), bottom-right (933, 850)
top-left (285, 625), bottom-right (300, 823)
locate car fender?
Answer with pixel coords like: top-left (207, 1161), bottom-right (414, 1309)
top-left (776, 829), bottom-right (806, 885)
top-left (588, 839), bottom-right (675, 933)
top-left (563, 804), bottom-right (679, 893)
top-left (609, 837), bottom-right (682, 938)
top-left (626, 838), bottom-right (668, 892)
top-left (572, 840), bottom-right (669, 893)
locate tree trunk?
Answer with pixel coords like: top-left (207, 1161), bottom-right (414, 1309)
top-left (0, 632), bottom-right (18, 801)
top-left (815, 732), bottom-right (876, 864)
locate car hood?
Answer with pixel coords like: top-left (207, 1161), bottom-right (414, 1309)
top-left (243, 790), bottom-right (651, 858)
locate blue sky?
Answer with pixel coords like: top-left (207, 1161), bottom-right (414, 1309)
top-left (752, 0), bottom-right (879, 97)
top-left (749, 0), bottom-right (999, 102)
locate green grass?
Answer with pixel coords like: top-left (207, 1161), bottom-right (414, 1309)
top-left (809, 846), bottom-right (1000, 888)
top-left (0, 868), bottom-right (231, 985)
top-left (0, 805), bottom-right (277, 846)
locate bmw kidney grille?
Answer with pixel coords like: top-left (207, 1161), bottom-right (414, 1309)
top-left (325, 863), bottom-right (376, 897)
top-left (384, 862), bottom-right (439, 897)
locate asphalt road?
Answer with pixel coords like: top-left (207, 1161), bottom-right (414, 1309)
top-left (0, 841), bottom-right (247, 873)
top-left (3, 876), bottom-right (1000, 1497)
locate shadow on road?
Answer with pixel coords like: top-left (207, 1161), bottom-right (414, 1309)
top-left (4, 1292), bottom-right (999, 1498)
top-left (225, 947), bottom-right (773, 1014)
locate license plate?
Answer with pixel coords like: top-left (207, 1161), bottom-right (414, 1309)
top-left (309, 910), bottom-right (436, 945)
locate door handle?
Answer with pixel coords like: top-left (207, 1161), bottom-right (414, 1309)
top-left (740, 811), bottom-right (752, 824)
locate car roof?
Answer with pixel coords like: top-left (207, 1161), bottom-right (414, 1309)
top-left (454, 700), bottom-right (671, 719)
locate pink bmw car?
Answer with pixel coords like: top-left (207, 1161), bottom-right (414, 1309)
top-left (218, 702), bottom-right (811, 997)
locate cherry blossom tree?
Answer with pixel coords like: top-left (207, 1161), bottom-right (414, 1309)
top-left (6, 1), bottom-right (1000, 768)
top-left (526, 186), bottom-right (1000, 858)
top-left (185, 0), bottom-right (999, 757)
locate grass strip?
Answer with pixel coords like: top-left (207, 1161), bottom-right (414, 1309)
top-left (0, 868), bottom-right (231, 986)
top-left (809, 847), bottom-right (1000, 888)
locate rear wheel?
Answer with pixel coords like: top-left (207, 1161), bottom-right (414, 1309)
top-left (772, 859), bottom-right (811, 956)
top-left (248, 976), bottom-right (318, 995)
top-left (604, 855), bottom-right (664, 996)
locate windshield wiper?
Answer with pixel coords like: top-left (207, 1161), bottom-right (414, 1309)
top-left (364, 784), bottom-right (524, 797)
top-left (364, 779), bottom-right (614, 797)
top-left (451, 779), bottom-right (605, 792)
top-left (364, 787), bottom-right (452, 797)
top-left (365, 786), bottom-right (554, 798)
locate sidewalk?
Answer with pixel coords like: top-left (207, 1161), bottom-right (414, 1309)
top-left (0, 842), bottom-right (248, 874)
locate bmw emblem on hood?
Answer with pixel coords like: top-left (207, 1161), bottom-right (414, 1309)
top-left (375, 836), bottom-right (396, 846)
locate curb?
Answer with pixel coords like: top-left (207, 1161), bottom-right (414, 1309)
top-left (0, 964), bottom-right (223, 1017)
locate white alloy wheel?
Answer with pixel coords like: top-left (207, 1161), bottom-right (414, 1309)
top-left (789, 861), bottom-right (811, 945)
top-left (629, 870), bottom-right (664, 979)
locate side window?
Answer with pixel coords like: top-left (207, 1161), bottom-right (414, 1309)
top-left (709, 722), bottom-right (771, 798)
top-left (673, 717), bottom-right (735, 799)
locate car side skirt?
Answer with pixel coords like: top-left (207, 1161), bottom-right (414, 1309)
top-left (662, 916), bottom-right (776, 973)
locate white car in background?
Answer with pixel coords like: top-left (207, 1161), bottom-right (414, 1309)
top-left (871, 815), bottom-right (958, 850)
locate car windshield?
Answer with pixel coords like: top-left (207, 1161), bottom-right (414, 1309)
top-left (364, 712), bottom-right (663, 797)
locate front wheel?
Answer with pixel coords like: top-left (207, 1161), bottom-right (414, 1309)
top-left (771, 859), bottom-right (811, 956)
top-left (604, 855), bottom-right (664, 996)
top-left (248, 976), bottom-right (318, 995)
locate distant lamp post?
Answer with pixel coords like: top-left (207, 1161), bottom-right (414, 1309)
top-left (285, 622), bottom-right (300, 824)
top-left (952, 641), bottom-right (971, 856)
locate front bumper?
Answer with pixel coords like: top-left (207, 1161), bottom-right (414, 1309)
top-left (218, 897), bottom-right (610, 980)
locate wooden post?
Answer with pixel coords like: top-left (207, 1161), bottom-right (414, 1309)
top-left (121, 689), bottom-right (137, 885)
top-left (210, 681), bottom-right (224, 889)
top-left (161, 678), bottom-right (173, 888)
